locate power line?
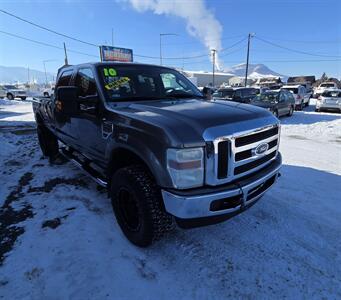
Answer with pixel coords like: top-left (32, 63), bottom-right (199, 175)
top-left (255, 35), bottom-right (341, 44)
top-left (0, 9), bottom-right (98, 47)
top-left (255, 36), bottom-right (341, 58)
top-left (0, 9), bottom-right (248, 61)
top-left (0, 30), bottom-right (98, 58)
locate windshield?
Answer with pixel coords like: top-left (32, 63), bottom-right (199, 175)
top-left (98, 65), bottom-right (202, 102)
top-left (213, 89), bottom-right (234, 98)
top-left (320, 83), bottom-right (335, 88)
top-left (259, 92), bottom-right (279, 102)
top-left (4, 85), bottom-right (17, 89)
top-left (282, 87), bottom-right (298, 94)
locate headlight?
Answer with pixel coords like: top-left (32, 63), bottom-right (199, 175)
top-left (167, 148), bottom-right (204, 189)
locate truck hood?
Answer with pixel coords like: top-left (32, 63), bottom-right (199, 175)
top-left (108, 99), bottom-right (278, 147)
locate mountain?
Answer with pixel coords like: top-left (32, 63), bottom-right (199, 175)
top-left (0, 66), bottom-right (55, 84)
top-left (225, 63), bottom-right (285, 79)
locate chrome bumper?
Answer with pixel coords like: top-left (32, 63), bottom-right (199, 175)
top-left (162, 153), bottom-right (281, 219)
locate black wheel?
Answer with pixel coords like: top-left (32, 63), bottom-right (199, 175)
top-left (20, 97), bottom-right (26, 100)
top-left (44, 92), bottom-right (49, 97)
top-left (273, 110), bottom-right (279, 118)
top-left (7, 93), bottom-right (14, 100)
top-left (111, 165), bottom-right (173, 247)
top-left (287, 106), bottom-right (294, 116)
top-left (315, 108), bottom-right (320, 112)
top-left (37, 124), bottom-right (59, 159)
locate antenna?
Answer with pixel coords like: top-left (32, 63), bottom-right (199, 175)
top-left (63, 42), bottom-right (69, 65)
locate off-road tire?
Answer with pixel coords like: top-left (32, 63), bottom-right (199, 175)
top-left (7, 93), bottom-right (14, 100)
top-left (111, 165), bottom-right (174, 247)
top-left (37, 124), bottom-right (59, 159)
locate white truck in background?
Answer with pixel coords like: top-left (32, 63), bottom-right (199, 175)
top-left (314, 82), bottom-right (338, 98)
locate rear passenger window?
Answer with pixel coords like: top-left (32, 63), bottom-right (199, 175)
top-left (57, 70), bottom-right (73, 87)
top-left (75, 68), bottom-right (97, 97)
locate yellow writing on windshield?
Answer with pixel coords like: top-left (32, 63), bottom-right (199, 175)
top-left (105, 77), bottom-right (130, 90)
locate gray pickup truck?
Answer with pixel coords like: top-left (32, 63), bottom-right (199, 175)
top-left (32, 62), bottom-right (282, 247)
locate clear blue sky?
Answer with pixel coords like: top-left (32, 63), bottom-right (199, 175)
top-left (0, 0), bottom-right (340, 78)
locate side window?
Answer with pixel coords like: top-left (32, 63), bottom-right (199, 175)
top-left (280, 93), bottom-right (287, 102)
top-left (160, 73), bottom-right (190, 92)
top-left (234, 90), bottom-right (242, 98)
top-left (56, 70), bottom-right (73, 87)
top-left (75, 68), bottom-right (97, 97)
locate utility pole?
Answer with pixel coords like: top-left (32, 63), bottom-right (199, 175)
top-left (43, 61), bottom-right (48, 86)
top-left (244, 33), bottom-right (254, 87)
top-left (27, 67), bottom-right (30, 85)
top-left (63, 42), bottom-right (69, 65)
top-left (211, 49), bottom-right (216, 87)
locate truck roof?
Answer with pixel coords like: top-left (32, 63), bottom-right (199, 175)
top-left (59, 61), bottom-right (176, 71)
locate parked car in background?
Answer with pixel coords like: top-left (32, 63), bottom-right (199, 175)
top-left (315, 89), bottom-right (341, 113)
top-left (1, 84), bottom-right (27, 100)
top-left (251, 90), bottom-right (295, 118)
top-left (43, 86), bottom-right (55, 97)
top-left (0, 85), bottom-right (6, 98)
top-left (314, 82), bottom-right (338, 98)
top-left (212, 87), bottom-right (257, 103)
top-left (281, 85), bottom-right (309, 110)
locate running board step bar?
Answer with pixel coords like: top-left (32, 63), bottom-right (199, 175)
top-left (60, 147), bottom-right (108, 188)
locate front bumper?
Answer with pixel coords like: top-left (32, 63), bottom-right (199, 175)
top-left (162, 153), bottom-right (281, 220)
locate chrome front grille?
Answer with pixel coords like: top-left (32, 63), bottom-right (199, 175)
top-left (206, 124), bottom-right (280, 186)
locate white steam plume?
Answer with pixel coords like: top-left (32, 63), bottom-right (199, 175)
top-left (122, 0), bottom-right (223, 69)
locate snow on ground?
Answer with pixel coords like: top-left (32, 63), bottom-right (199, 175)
top-left (0, 99), bottom-right (340, 299)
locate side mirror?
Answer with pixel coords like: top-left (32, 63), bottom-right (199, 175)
top-left (56, 86), bottom-right (78, 115)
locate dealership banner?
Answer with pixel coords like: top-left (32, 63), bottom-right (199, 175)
top-left (99, 46), bottom-right (133, 62)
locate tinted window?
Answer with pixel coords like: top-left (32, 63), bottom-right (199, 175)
top-left (75, 68), bottom-right (97, 97)
top-left (57, 70), bottom-right (73, 87)
top-left (260, 93), bottom-right (279, 102)
top-left (320, 83), bottom-right (335, 88)
top-left (4, 85), bottom-right (17, 89)
top-left (279, 93), bottom-right (287, 102)
top-left (322, 91), bottom-right (341, 98)
top-left (241, 88), bottom-right (257, 97)
top-left (282, 88), bottom-right (298, 94)
top-left (215, 89), bottom-right (234, 98)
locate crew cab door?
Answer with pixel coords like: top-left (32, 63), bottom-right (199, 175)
top-left (74, 68), bottom-right (106, 164)
top-left (53, 69), bottom-right (78, 145)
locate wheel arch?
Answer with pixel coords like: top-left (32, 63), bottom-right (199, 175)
top-left (106, 145), bottom-right (171, 194)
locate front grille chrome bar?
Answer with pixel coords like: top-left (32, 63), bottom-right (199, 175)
top-left (205, 124), bottom-right (280, 186)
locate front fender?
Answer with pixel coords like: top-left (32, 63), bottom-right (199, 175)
top-left (105, 136), bottom-right (173, 188)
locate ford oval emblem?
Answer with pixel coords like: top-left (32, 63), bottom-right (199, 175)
top-left (255, 143), bottom-right (269, 155)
